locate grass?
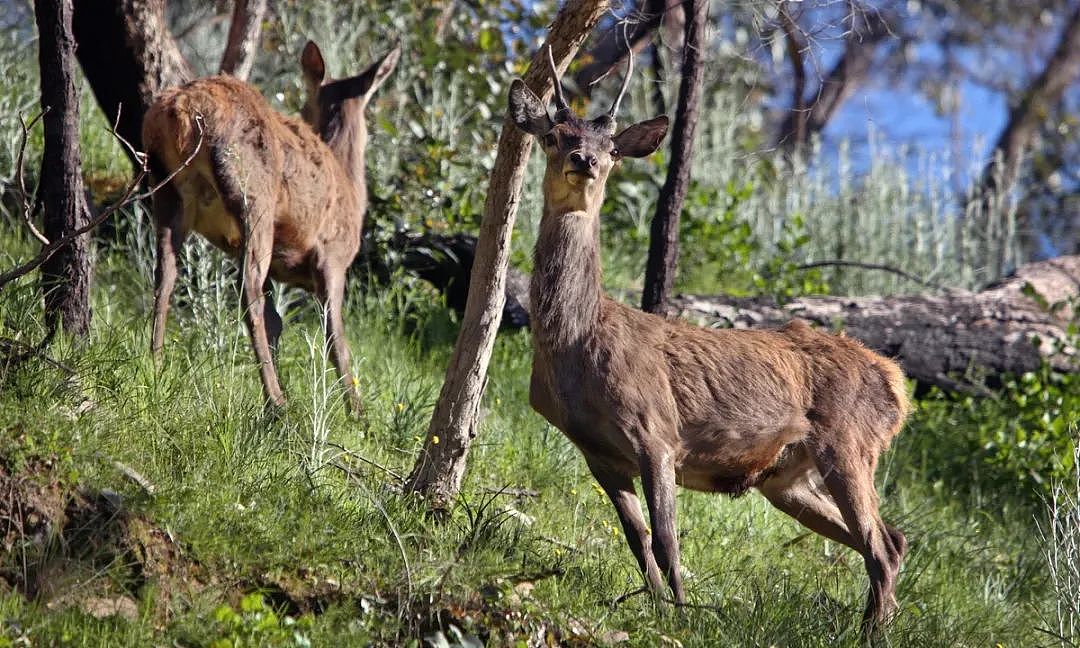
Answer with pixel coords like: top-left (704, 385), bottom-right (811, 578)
top-left (0, 202), bottom-right (1067, 647)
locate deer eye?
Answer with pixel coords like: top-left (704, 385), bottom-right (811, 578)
top-left (543, 133), bottom-right (557, 148)
top-left (611, 148), bottom-right (620, 158)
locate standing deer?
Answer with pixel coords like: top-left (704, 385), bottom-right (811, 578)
top-left (508, 49), bottom-right (910, 631)
top-left (142, 40), bottom-right (399, 415)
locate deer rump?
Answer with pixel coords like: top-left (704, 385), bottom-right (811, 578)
top-left (530, 313), bottom-right (909, 496)
top-left (142, 76), bottom-right (362, 292)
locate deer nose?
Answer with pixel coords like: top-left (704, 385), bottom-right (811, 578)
top-left (569, 151), bottom-right (597, 171)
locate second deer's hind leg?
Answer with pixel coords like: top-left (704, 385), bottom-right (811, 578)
top-left (316, 267), bottom-right (363, 417)
top-left (812, 438), bottom-right (899, 631)
top-left (238, 215), bottom-right (286, 409)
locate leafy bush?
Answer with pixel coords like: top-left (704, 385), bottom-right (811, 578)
top-left (209, 593), bottom-right (314, 648)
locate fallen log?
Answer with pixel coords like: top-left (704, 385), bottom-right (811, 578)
top-left (670, 256), bottom-right (1079, 393)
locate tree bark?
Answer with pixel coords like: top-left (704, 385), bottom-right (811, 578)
top-left (669, 255), bottom-right (1080, 393)
top-left (975, 4), bottom-right (1080, 213)
top-left (35, 0), bottom-right (92, 337)
top-left (774, 6), bottom-right (891, 150)
top-left (72, 0), bottom-right (193, 164)
top-left (219, 0), bottom-right (267, 81)
top-left (641, 0), bottom-right (708, 315)
top-left (405, 0), bottom-right (611, 509)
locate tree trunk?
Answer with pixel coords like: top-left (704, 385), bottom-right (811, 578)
top-left (669, 255), bottom-right (1080, 393)
top-left (35, 0), bottom-right (92, 337)
top-left (641, 0), bottom-right (708, 315)
top-left (405, 0), bottom-right (611, 509)
top-left (975, 4), bottom-right (1080, 214)
top-left (774, 7), bottom-right (891, 150)
top-left (219, 0), bottom-right (267, 81)
top-left (72, 0), bottom-right (193, 164)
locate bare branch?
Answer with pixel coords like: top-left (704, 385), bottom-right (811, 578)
top-left (0, 116), bottom-right (204, 293)
top-left (791, 259), bottom-right (948, 291)
top-left (15, 110), bottom-right (49, 246)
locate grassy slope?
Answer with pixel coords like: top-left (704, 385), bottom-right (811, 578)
top-left (0, 216), bottom-right (1057, 647)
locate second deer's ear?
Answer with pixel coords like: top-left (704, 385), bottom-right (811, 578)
top-left (612, 115), bottom-right (670, 158)
top-left (508, 79), bottom-right (553, 136)
top-left (301, 41), bottom-right (326, 85)
top-left (355, 43), bottom-right (401, 101)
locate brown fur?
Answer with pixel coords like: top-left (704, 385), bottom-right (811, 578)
top-left (510, 73), bottom-right (910, 632)
top-left (142, 41), bottom-right (399, 415)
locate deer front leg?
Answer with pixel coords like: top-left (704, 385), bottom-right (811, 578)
top-left (639, 450), bottom-right (686, 605)
top-left (587, 462), bottom-right (664, 596)
top-left (317, 268), bottom-right (363, 417)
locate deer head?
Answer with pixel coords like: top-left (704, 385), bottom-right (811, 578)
top-left (299, 40), bottom-right (400, 167)
top-left (508, 47), bottom-right (669, 213)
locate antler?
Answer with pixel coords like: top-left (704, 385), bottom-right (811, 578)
top-left (547, 45), bottom-right (571, 119)
top-left (607, 40), bottom-right (634, 120)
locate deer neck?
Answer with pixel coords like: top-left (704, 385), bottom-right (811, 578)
top-left (530, 174), bottom-right (606, 349)
top-left (322, 103), bottom-right (368, 203)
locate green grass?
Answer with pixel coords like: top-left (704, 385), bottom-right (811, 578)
top-left (0, 206), bottom-right (1066, 647)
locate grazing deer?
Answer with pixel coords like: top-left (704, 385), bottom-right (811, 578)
top-left (142, 40), bottom-right (400, 415)
top-left (508, 49), bottom-right (910, 631)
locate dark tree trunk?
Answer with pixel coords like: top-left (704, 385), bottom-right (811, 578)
top-left (774, 7), bottom-right (891, 150)
top-left (405, 0), bottom-right (611, 509)
top-left (641, 0), bottom-right (708, 315)
top-left (975, 4), bottom-right (1080, 216)
top-left (35, 0), bottom-right (92, 337)
top-left (669, 256), bottom-right (1080, 394)
top-left (72, 0), bottom-right (192, 165)
top-left (219, 0), bottom-right (267, 80)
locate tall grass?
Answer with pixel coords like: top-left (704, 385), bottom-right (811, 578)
top-left (1040, 441), bottom-right (1080, 646)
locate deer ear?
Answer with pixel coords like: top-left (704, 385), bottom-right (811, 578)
top-left (612, 115), bottom-right (669, 158)
top-left (508, 79), bottom-right (553, 136)
top-left (355, 43), bottom-right (401, 101)
top-left (301, 41), bottom-right (326, 85)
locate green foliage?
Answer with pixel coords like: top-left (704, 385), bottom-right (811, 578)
top-left (208, 594), bottom-right (314, 648)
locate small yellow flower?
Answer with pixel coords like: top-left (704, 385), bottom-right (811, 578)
top-left (431, 435), bottom-right (440, 445)
top-left (351, 376), bottom-right (359, 386)
top-left (396, 402), bottom-right (405, 413)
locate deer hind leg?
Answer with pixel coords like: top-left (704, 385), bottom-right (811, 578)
top-left (237, 216), bottom-right (286, 409)
top-left (262, 278), bottom-right (283, 355)
top-left (639, 451), bottom-right (686, 605)
top-left (813, 441), bottom-right (899, 632)
top-left (587, 462), bottom-right (664, 596)
top-left (151, 184), bottom-right (188, 362)
top-left (316, 267), bottom-right (363, 417)
top-left (759, 445), bottom-right (858, 549)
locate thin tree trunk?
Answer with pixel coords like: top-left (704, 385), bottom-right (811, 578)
top-left (35, 0), bottom-right (92, 337)
top-left (975, 4), bottom-right (1080, 214)
top-left (72, 0), bottom-right (193, 165)
top-left (219, 0), bottom-right (267, 80)
top-left (641, 0), bottom-right (708, 315)
top-left (405, 0), bottom-right (611, 509)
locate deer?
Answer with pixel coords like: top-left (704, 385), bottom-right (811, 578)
top-left (508, 48), bottom-right (911, 632)
top-left (142, 40), bottom-right (400, 416)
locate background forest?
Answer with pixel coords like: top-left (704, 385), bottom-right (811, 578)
top-left (0, 0), bottom-right (1078, 646)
